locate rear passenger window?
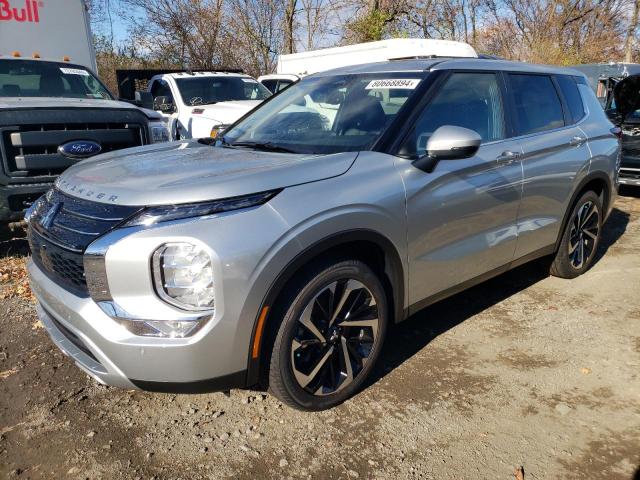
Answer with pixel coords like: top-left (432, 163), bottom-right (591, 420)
top-left (556, 75), bottom-right (586, 123)
top-left (510, 74), bottom-right (564, 135)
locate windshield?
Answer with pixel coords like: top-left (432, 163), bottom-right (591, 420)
top-left (222, 73), bottom-right (426, 154)
top-left (0, 59), bottom-right (113, 99)
top-left (175, 76), bottom-right (271, 106)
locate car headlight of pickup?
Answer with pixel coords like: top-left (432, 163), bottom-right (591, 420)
top-left (149, 120), bottom-right (170, 143)
top-left (123, 190), bottom-right (281, 226)
top-left (152, 242), bottom-right (215, 311)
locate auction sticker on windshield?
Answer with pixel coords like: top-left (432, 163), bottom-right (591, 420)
top-left (365, 79), bottom-right (421, 90)
top-left (60, 68), bottom-right (90, 76)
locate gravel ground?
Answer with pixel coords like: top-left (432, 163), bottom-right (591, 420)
top-left (1, 192), bottom-right (639, 480)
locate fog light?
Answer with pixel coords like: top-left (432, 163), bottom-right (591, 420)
top-left (152, 243), bottom-right (215, 311)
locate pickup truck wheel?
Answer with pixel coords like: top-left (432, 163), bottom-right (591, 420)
top-left (551, 190), bottom-right (602, 279)
top-left (268, 259), bottom-right (387, 411)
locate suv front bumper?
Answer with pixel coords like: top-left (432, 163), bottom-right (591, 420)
top-left (28, 259), bottom-right (248, 392)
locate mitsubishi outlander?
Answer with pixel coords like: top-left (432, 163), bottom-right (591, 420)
top-left (26, 58), bottom-right (619, 410)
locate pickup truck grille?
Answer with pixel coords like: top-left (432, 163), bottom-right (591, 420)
top-left (1, 122), bottom-right (144, 178)
top-left (0, 108), bottom-right (150, 185)
top-left (27, 188), bottom-right (140, 297)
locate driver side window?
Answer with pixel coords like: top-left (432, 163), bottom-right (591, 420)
top-left (401, 72), bottom-right (505, 157)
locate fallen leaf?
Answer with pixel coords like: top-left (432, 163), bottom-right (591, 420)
top-left (0, 367), bottom-right (19, 379)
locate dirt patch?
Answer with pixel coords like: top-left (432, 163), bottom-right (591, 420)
top-left (557, 429), bottom-right (640, 480)
top-left (498, 348), bottom-right (559, 370)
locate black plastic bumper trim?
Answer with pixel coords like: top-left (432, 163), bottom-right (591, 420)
top-left (129, 370), bottom-right (248, 394)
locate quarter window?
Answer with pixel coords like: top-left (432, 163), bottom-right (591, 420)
top-left (399, 72), bottom-right (505, 157)
top-left (556, 75), bottom-right (586, 124)
top-left (509, 74), bottom-right (564, 135)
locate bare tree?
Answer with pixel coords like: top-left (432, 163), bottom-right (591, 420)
top-left (122, 0), bottom-right (228, 68)
top-left (284, 0), bottom-right (298, 53)
top-left (625, 0), bottom-right (639, 62)
top-left (93, 0), bottom-right (640, 86)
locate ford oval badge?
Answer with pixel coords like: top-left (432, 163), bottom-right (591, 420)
top-left (58, 140), bottom-right (102, 159)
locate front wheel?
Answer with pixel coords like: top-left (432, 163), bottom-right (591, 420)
top-left (550, 190), bottom-right (603, 279)
top-left (268, 259), bottom-right (388, 411)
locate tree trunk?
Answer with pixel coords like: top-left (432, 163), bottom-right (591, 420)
top-left (624, 0), bottom-right (639, 63)
top-left (284, 0), bottom-right (298, 54)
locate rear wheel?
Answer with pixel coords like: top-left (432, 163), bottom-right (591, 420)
top-left (268, 259), bottom-right (387, 411)
top-left (550, 190), bottom-right (602, 279)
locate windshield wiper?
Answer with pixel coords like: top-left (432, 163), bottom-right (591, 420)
top-left (231, 141), bottom-right (297, 153)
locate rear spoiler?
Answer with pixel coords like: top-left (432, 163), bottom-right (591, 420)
top-left (115, 68), bottom-right (244, 100)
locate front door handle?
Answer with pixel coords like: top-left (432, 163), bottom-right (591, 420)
top-left (569, 136), bottom-right (586, 146)
top-left (495, 151), bottom-right (521, 165)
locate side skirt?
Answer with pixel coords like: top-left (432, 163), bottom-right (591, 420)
top-left (405, 244), bottom-right (555, 318)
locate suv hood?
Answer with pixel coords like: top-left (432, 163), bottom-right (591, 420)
top-left (56, 140), bottom-right (357, 206)
top-left (195, 100), bottom-right (262, 123)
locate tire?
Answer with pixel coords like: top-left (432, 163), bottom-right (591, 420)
top-left (550, 190), bottom-right (603, 279)
top-left (268, 258), bottom-right (388, 411)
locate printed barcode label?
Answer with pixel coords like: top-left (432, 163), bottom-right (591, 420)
top-left (365, 79), bottom-right (421, 90)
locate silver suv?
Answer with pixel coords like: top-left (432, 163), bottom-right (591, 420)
top-left (26, 59), bottom-right (619, 410)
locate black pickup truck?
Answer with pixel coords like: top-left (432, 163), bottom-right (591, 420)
top-left (0, 57), bottom-right (170, 223)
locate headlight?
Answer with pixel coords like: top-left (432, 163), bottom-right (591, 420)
top-left (152, 243), bottom-right (215, 311)
top-left (123, 190), bottom-right (280, 227)
top-left (149, 121), bottom-right (170, 143)
top-left (210, 124), bottom-right (229, 139)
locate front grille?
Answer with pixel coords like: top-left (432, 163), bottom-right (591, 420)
top-left (1, 122), bottom-right (144, 178)
top-left (27, 189), bottom-right (140, 296)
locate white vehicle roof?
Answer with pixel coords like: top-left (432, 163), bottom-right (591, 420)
top-left (258, 74), bottom-right (299, 82)
top-left (156, 71), bottom-right (254, 80)
top-left (276, 38), bottom-right (477, 76)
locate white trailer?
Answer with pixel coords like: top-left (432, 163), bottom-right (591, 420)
top-left (0, 0), bottom-right (97, 71)
top-left (259, 38), bottom-right (477, 91)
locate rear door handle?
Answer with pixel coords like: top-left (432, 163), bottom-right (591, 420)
top-left (569, 136), bottom-right (586, 146)
top-left (495, 151), bottom-right (521, 165)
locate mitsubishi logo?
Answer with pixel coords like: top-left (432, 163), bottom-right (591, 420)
top-left (39, 201), bottom-right (61, 230)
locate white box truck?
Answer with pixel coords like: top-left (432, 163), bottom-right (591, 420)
top-left (0, 0), bottom-right (170, 224)
top-left (259, 38), bottom-right (478, 92)
top-left (0, 0), bottom-right (97, 71)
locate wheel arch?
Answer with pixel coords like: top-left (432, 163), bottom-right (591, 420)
top-left (245, 229), bottom-right (406, 387)
top-left (554, 170), bottom-right (613, 252)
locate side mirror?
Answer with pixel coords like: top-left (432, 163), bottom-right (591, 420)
top-left (153, 96), bottom-right (175, 114)
top-left (135, 90), bottom-right (154, 110)
top-left (413, 125), bottom-right (482, 172)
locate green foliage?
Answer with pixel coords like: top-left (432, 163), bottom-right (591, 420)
top-left (346, 9), bottom-right (394, 43)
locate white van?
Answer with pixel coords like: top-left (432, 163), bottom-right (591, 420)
top-left (259, 38), bottom-right (477, 92)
